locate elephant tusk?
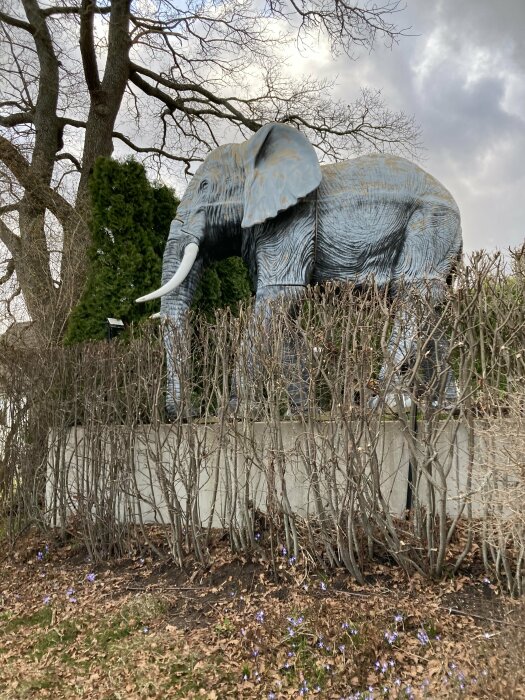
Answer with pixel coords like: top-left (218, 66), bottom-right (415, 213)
top-left (135, 242), bottom-right (199, 303)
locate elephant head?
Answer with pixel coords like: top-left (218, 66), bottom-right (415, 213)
top-left (136, 123), bottom-right (322, 416)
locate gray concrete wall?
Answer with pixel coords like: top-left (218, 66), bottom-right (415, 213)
top-left (46, 416), bottom-right (522, 528)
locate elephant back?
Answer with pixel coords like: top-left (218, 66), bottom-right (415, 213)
top-left (319, 154), bottom-right (459, 214)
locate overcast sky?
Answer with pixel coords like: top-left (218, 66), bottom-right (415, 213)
top-left (298, 0), bottom-right (525, 254)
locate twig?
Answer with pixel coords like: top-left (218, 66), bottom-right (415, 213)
top-left (440, 606), bottom-right (525, 630)
top-left (125, 585), bottom-right (205, 592)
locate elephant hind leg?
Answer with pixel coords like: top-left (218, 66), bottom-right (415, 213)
top-left (376, 276), bottom-right (457, 411)
top-left (384, 204), bottom-right (461, 406)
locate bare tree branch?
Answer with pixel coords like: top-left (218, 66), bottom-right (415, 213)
top-left (0, 216), bottom-right (20, 257)
top-left (0, 257), bottom-right (15, 285)
top-left (0, 135), bottom-right (80, 228)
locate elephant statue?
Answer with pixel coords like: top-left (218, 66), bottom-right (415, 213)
top-left (136, 122), bottom-right (462, 417)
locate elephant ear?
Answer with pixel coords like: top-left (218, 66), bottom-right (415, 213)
top-left (241, 123), bottom-right (322, 228)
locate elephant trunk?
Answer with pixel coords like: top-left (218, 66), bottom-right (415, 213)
top-left (135, 214), bottom-right (204, 418)
top-left (160, 249), bottom-right (203, 419)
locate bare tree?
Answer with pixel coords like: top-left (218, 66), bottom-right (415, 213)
top-left (0, 0), bottom-right (419, 341)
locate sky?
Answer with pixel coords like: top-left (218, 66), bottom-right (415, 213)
top-left (297, 0), bottom-right (525, 254)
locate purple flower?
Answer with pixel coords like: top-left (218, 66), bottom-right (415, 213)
top-left (37, 551), bottom-right (44, 561)
top-left (384, 631), bottom-right (398, 645)
top-left (268, 694), bottom-right (276, 700)
top-left (254, 532), bottom-right (261, 541)
top-left (255, 610), bottom-right (264, 623)
top-left (320, 581), bottom-right (327, 591)
top-left (288, 556), bottom-right (297, 566)
top-left (43, 595), bottom-right (51, 605)
top-left (338, 644), bottom-right (345, 653)
top-left (252, 648), bottom-right (259, 658)
top-left (394, 614), bottom-right (403, 623)
top-left (143, 626), bottom-right (149, 634)
top-left (86, 572), bottom-right (96, 582)
top-left (417, 629), bottom-right (430, 645)
top-left (280, 546), bottom-right (288, 556)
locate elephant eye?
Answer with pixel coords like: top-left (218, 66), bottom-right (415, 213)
top-left (199, 179), bottom-right (209, 192)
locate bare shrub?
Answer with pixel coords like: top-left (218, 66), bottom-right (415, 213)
top-left (1, 249), bottom-right (524, 591)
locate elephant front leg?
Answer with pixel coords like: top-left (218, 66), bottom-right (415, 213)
top-left (229, 285), bottom-right (309, 417)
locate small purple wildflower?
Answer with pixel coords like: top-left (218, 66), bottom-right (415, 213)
top-left (288, 556), bottom-right (297, 566)
top-left (43, 595), bottom-right (51, 605)
top-left (37, 551), bottom-right (44, 561)
top-left (384, 630), bottom-right (398, 645)
top-left (252, 648), bottom-right (259, 658)
top-left (417, 629), bottom-right (430, 645)
top-left (280, 546), bottom-right (288, 556)
top-left (320, 581), bottom-right (327, 591)
top-left (86, 572), bottom-right (96, 583)
top-left (268, 694), bottom-right (276, 700)
top-left (338, 644), bottom-right (345, 653)
top-left (394, 614), bottom-right (404, 623)
top-left (142, 626), bottom-right (149, 634)
top-left (255, 610), bottom-right (265, 623)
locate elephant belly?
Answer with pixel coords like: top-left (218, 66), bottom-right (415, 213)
top-left (313, 196), bottom-right (412, 285)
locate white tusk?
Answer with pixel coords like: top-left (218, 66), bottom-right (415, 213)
top-left (149, 312), bottom-right (161, 319)
top-left (135, 243), bottom-right (199, 303)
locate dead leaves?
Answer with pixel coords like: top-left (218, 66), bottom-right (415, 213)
top-left (0, 535), bottom-right (525, 698)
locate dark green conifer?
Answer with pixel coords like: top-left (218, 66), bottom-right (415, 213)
top-left (65, 158), bottom-right (177, 343)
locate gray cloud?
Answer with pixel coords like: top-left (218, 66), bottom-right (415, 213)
top-left (319, 0), bottom-right (525, 252)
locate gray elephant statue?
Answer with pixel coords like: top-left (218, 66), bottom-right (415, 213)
top-left (137, 122), bottom-right (462, 417)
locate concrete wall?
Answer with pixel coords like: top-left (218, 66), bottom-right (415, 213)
top-left (46, 416), bottom-right (523, 528)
